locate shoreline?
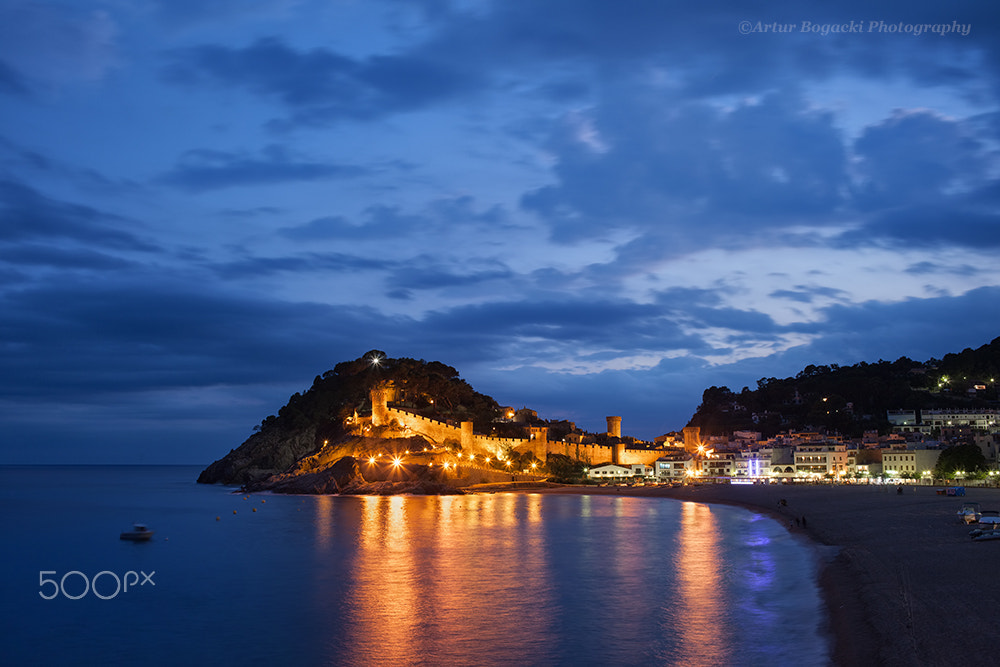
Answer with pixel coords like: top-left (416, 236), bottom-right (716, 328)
top-left (474, 481), bottom-right (1000, 667)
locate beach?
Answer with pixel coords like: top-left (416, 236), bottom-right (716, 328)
top-left (524, 482), bottom-right (999, 666)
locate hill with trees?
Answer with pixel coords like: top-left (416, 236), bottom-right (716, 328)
top-left (687, 336), bottom-right (1000, 438)
top-left (198, 350), bottom-right (501, 485)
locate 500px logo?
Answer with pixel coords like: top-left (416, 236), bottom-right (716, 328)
top-left (39, 570), bottom-right (155, 600)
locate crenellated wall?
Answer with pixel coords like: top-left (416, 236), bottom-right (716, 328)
top-left (371, 387), bottom-right (671, 466)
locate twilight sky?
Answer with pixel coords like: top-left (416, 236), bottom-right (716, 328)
top-left (2, 1), bottom-right (999, 463)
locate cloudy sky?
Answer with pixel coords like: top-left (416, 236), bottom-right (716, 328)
top-left (2, 1), bottom-right (999, 463)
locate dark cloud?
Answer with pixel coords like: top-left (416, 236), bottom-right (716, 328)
top-left (414, 298), bottom-right (708, 358)
top-left (785, 286), bottom-right (1000, 368)
top-left (219, 205), bottom-right (282, 218)
top-left (279, 196), bottom-right (507, 241)
top-left (160, 145), bottom-right (366, 192)
top-left (0, 243), bottom-right (136, 271)
top-left (0, 59), bottom-right (29, 95)
top-left (904, 262), bottom-right (981, 276)
top-left (770, 285), bottom-right (848, 303)
top-left (387, 261), bottom-right (512, 291)
top-left (838, 205), bottom-right (1000, 249)
top-left (0, 179), bottom-right (158, 251)
top-left (0, 281), bottom-right (405, 401)
top-left (853, 110), bottom-right (988, 209)
top-left (522, 92), bottom-right (847, 242)
top-left (162, 37), bottom-right (483, 126)
top-left (212, 251), bottom-right (394, 279)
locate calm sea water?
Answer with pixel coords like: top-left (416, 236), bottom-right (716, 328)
top-left (0, 466), bottom-right (829, 666)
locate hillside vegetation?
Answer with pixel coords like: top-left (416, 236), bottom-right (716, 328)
top-left (198, 350), bottom-right (500, 485)
top-left (687, 336), bottom-right (1000, 438)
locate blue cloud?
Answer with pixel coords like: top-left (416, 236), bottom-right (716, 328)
top-left (0, 179), bottom-right (158, 251)
top-left (522, 92), bottom-right (848, 243)
top-left (163, 37), bottom-right (483, 126)
top-left (160, 145), bottom-right (366, 192)
top-left (0, 59), bottom-right (28, 95)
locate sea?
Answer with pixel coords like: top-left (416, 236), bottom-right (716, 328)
top-left (0, 466), bottom-right (830, 666)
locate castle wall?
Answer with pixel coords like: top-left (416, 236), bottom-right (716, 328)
top-left (619, 448), bottom-right (670, 466)
top-left (372, 389), bottom-right (672, 468)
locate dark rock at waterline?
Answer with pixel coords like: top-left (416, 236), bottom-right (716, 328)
top-left (197, 427), bottom-right (323, 486)
top-left (248, 456), bottom-right (363, 494)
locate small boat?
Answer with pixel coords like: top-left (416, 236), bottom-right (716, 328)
top-left (120, 523), bottom-right (154, 541)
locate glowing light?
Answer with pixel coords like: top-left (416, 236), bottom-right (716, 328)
top-left (368, 456), bottom-right (376, 465)
top-left (392, 457), bottom-right (402, 468)
top-left (505, 460), bottom-right (512, 467)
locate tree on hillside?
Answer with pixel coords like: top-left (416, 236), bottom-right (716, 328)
top-left (545, 453), bottom-right (585, 482)
top-left (933, 444), bottom-right (988, 479)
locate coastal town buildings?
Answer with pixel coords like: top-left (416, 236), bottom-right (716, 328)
top-left (881, 447), bottom-right (942, 479)
top-left (365, 384), bottom-right (997, 484)
top-left (889, 408), bottom-right (1000, 435)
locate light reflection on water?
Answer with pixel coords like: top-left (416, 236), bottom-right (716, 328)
top-left (674, 501), bottom-right (730, 665)
top-left (309, 493), bottom-right (827, 667)
top-left (2, 467), bottom-right (829, 667)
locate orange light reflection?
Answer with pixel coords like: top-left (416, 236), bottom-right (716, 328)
top-left (674, 501), bottom-right (732, 665)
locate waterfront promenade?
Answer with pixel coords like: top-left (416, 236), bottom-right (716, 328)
top-left (526, 482), bottom-right (1000, 666)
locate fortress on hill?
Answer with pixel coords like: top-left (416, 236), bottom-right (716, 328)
top-left (368, 382), bottom-right (697, 467)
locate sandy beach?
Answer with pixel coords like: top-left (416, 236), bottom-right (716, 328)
top-left (512, 482), bottom-right (1000, 666)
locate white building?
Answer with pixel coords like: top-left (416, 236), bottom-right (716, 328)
top-left (628, 463), bottom-right (653, 478)
top-left (890, 408), bottom-right (1000, 435)
top-left (703, 452), bottom-right (736, 477)
top-left (587, 463), bottom-right (632, 480)
top-left (654, 455), bottom-right (695, 480)
top-left (735, 450), bottom-right (772, 478)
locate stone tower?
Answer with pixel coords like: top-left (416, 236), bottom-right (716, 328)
top-left (683, 426), bottom-right (701, 453)
top-left (606, 416), bottom-right (622, 438)
top-left (370, 382), bottom-right (397, 427)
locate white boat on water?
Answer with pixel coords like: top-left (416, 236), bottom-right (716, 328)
top-left (120, 523), bottom-right (154, 541)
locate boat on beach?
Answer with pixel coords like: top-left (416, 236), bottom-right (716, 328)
top-left (119, 523), bottom-right (154, 541)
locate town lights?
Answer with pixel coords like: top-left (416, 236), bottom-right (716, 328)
top-left (392, 457), bottom-right (402, 468)
top-left (368, 456), bottom-right (376, 465)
